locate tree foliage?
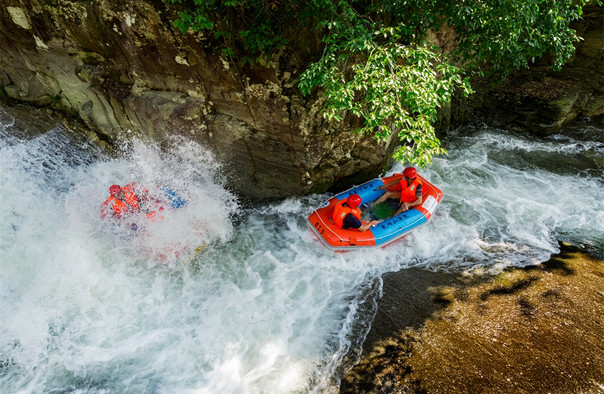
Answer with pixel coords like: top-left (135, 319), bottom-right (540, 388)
top-left (166, 0), bottom-right (596, 166)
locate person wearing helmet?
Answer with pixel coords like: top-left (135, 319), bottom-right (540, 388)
top-left (373, 166), bottom-right (423, 216)
top-left (100, 183), bottom-right (141, 219)
top-left (332, 194), bottom-right (380, 231)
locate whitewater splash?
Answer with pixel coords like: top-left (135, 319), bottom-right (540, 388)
top-left (425, 124), bottom-right (604, 270)
top-left (88, 137), bottom-right (237, 266)
top-left (1, 105), bottom-right (603, 393)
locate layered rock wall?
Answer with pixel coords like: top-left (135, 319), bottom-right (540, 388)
top-left (0, 0), bottom-right (392, 200)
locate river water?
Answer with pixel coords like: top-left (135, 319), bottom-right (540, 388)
top-left (1, 105), bottom-right (602, 393)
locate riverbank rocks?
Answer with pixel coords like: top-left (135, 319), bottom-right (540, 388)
top-left (450, 4), bottom-right (603, 135)
top-left (341, 242), bottom-right (604, 393)
top-left (0, 0), bottom-right (392, 201)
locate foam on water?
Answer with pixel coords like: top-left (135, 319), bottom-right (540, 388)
top-left (422, 126), bottom-right (604, 270)
top-left (1, 106), bottom-right (602, 393)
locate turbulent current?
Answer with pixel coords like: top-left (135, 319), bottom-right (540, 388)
top-left (1, 105), bottom-right (602, 393)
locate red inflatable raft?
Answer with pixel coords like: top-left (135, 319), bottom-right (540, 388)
top-left (307, 174), bottom-right (443, 252)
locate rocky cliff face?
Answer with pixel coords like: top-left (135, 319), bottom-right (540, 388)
top-left (1, 1), bottom-right (601, 200)
top-left (450, 5), bottom-right (603, 135)
top-left (0, 0), bottom-right (392, 201)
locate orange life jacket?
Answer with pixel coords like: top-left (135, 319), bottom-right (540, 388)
top-left (100, 187), bottom-right (139, 219)
top-left (122, 186), bottom-right (139, 211)
top-left (332, 200), bottom-right (361, 228)
top-left (101, 197), bottom-right (133, 218)
top-left (399, 177), bottom-right (422, 203)
top-left (146, 207), bottom-right (165, 222)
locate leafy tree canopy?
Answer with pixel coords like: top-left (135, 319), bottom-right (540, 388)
top-left (166, 0), bottom-right (597, 166)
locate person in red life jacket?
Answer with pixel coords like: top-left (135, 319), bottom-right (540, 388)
top-left (332, 194), bottom-right (380, 232)
top-left (373, 166), bottom-right (423, 216)
top-left (125, 182), bottom-right (165, 221)
top-left (100, 184), bottom-right (140, 219)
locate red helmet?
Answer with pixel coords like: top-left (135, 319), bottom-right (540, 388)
top-left (347, 194), bottom-right (362, 208)
top-left (403, 167), bottom-right (417, 179)
top-left (109, 184), bottom-right (122, 196)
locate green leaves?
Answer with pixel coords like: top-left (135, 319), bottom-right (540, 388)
top-left (166, 0), bottom-right (297, 62)
top-left (444, 0), bottom-right (590, 74)
top-left (298, 5), bottom-right (470, 166)
top-left (165, 0), bottom-right (592, 167)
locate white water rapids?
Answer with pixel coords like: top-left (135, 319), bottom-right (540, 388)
top-left (1, 105), bottom-right (602, 393)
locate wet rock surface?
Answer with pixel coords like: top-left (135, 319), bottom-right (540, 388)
top-left (0, 0), bottom-right (392, 201)
top-left (342, 242), bottom-right (604, 393)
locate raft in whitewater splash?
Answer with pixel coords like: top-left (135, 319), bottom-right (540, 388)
top-left (101, 183), bottom-right (205, 264)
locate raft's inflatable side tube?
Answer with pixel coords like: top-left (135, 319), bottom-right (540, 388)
top-left (160, 187), bottom-right (187, 208)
